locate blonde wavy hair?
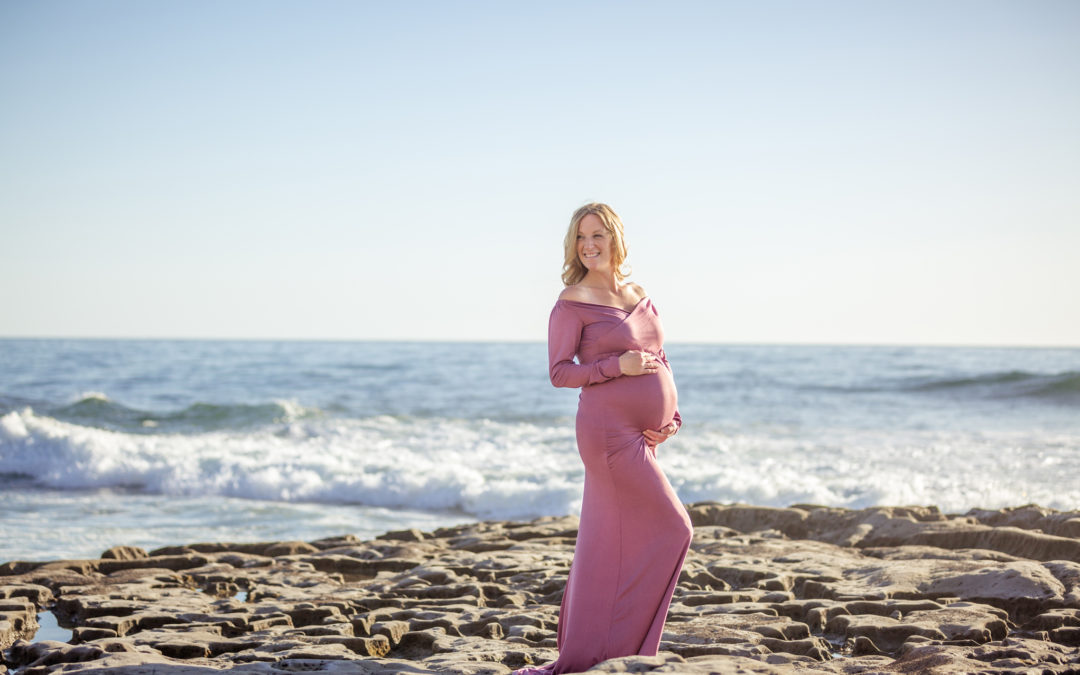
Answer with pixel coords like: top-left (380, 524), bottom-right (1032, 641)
top-left (561, 202), bottom-right (631, 286)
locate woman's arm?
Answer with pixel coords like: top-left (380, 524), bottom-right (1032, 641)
top-left (548, 303), bottom-right (623, 388)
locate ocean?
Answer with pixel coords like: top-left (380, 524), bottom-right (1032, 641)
top-left (1, 339), bottom-right (1078, 562)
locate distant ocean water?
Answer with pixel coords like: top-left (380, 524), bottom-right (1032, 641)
top-left (2, 339), bottom-right (1078, 562)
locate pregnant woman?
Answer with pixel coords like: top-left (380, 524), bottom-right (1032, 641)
top-left (515, 203), bottom-right (693, 674)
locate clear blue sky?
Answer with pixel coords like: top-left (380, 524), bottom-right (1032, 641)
top-left (2, 0), bottom-right (1077, 345)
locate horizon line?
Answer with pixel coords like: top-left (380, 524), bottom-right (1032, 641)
top-left (1, 335), bottom-right (1078, 350)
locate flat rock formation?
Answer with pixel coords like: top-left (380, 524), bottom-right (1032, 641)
top-left (2, 502), bottom-right (1079, 674)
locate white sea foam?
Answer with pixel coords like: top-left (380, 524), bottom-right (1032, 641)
top-left (273, 398), bottom-right (311, 423)
top-left (0, 408), bottom-right (582, 520)
top-left (72, 391), bottom-right (110, 402)
top-left (2, 407), bottom-right (1077, 519)
top-left (665, 425), bottom-right (1080, 513)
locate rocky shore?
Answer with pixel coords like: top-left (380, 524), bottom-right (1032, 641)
top-left (2, 502), bottom-right (1079, 674)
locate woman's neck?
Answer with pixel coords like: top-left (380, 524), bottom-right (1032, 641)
top-left (579, 271), bottom-right (620, 294)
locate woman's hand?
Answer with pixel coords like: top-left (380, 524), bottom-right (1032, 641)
top-left (643, 422), bottom-right (678, 449)
top-left (619, 350), bottom-right (660, 376)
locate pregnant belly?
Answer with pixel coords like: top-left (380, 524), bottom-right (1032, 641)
top-left (582, 367), bottom-right (678, 433)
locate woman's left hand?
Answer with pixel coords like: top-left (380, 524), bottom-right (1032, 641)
top-left (643, 422), bottom-right (678, 449)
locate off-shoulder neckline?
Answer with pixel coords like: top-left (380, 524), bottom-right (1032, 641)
top-left (557, 296), bottom-right (649, 313)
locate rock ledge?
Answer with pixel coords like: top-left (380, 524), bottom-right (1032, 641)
top-left (2, 502), bottom-right (1079, 674)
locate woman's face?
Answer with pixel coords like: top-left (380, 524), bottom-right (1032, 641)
top-left (577, 213), bottom-right (612, 273)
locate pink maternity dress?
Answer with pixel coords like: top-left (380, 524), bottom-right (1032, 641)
top-left (515, 297), bottom-right (693, 674)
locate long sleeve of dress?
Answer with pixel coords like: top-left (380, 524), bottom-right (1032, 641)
top-left (658, 347), bottom-right (683, 430)
top-left (549, 303), bottom-right (623, 388)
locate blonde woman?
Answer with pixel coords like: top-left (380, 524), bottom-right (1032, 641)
top-left (515, 203), bottom-right (693, 674)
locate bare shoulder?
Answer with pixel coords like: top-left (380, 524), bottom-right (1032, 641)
top-left (558, 285), bottom-right (592, 303)
top-left (627, 282), bottom-right (647, 300)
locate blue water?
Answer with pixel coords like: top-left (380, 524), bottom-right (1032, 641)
top-left (2, 339), bottom-right (1078, 561)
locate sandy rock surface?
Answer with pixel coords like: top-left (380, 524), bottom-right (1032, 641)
top-left (2, 502), bottom-right (1079, 674)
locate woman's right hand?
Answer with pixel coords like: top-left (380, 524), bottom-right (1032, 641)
top-left (619, 350), bottom-right (660, 376)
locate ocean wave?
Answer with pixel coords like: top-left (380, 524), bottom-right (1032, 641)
top-left (2, 407), bottom-right (1077, 519)
top-left (0, 408), bottom-right (581, 520)
top-left (51, 394), bottom-right (319, 433)
top-left (803, 370), bottom-right (1080, 403)
top-left (908, 370), bottom-right (1080, 402)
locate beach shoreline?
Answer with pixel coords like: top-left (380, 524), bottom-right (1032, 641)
top-left (2, 502), bottom-right (1078, 674)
